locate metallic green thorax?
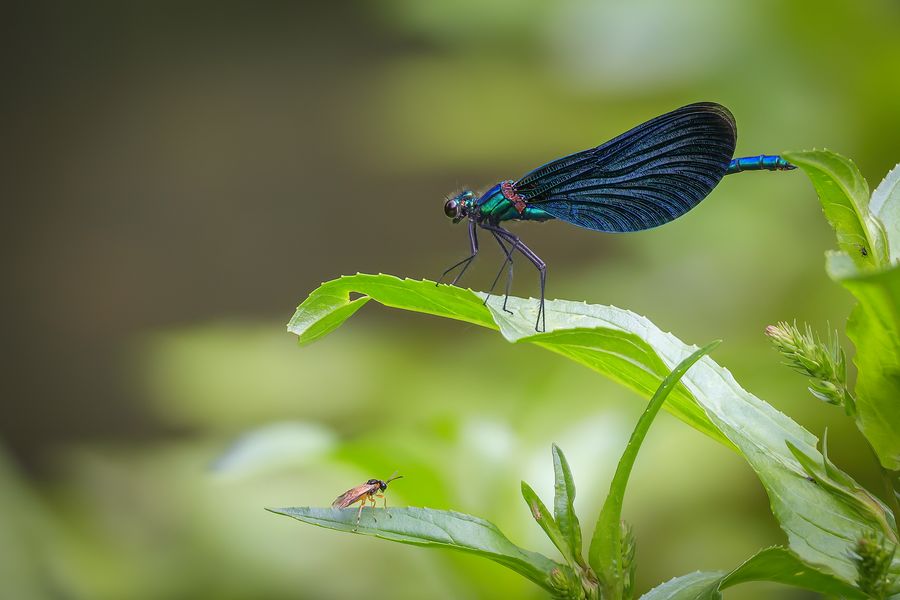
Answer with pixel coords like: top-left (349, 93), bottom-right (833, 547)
top-left (470, 183), bottom-right (554, 224)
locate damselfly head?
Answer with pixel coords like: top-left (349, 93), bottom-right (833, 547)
top-left (444, 190), bottom-right (475, 223)
top-left (443, 198), bottom-right (460, 220)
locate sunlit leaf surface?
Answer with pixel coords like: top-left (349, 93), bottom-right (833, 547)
top-left (783, 150), bottom-right (887, 267)
top-left (288, 273), bottom-right (884, 582)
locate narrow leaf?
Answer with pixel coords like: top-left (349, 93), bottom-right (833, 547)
top-left (268, 506), bottom-right (565, 592)
top-left (552, 444), bottom-right (584, 567)
top-left (591, 341), bottom-right (720, 596)
top-left (520, 481), bottom-right (577, 568)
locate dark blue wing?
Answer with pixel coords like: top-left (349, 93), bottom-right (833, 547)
top-left (514, 102), bottom-right (737, 232)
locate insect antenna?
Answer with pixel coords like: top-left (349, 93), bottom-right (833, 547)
top-left (384, 471), bottom-right (403, 484)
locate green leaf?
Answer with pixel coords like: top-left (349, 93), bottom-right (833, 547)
top-left (520, 481), bottom-right (577, 568)
top-left (783, 149), bottom-right (888, 267)
top-left (639, 571), bottom-right (724, 600)
top-left (287, 274), bottom-right (883, 582)
top-left (287, 274), bottom-right (495, 346)
top-left (267, 506), bottom-right (567, 592)
top-left (720, 547), bottom-right (866, 597)
top-left (785, 150), bottom-right (900, 470)
top-left (640, 547), bottom-right (867, 599)
top-left (591, 341), bottom-right (720, 598)
top-left (552, 444), bottom-right (584, 567)
top-left (288, 275), bottom-right (725, 445)
top-left (827, 254), bottom-right (900, 470)
top-left (870, 162), bottom-right (900, 263)
top-left (786, 434), bottom-right (896, 539)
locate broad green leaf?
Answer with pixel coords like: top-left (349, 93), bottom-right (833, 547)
top-left (783, 150), bottom-right (887, 267)
top-left (639, 571), bottom-right (724, 600)
top-left (639, 547), bottom-right (867, 599)
top-left (520, 481), bottom-right (577, 568)
top-left (287, 274), bottom-right (495, 346)
top-left (552, 444), bottom-right (584, 567)
top-left (785, 150), bottom-right (900, 470)
top-left (268, 506), bottom-right (567, 592)
top-left (288, 275), bottom-right (725, 445)
top-left (827, 253), bottom-right (900, 470)
top-left (720, 547), bottom-right (867, 598)
top-left (870, 162), bottom-right (900, 263)
top-left (288, 274), bottom-right (883, 581)
top-left (591, 341), bottom-right (719, 598)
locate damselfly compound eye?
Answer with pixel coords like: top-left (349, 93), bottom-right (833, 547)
top-left (444, 198), bottom-right (459, 219)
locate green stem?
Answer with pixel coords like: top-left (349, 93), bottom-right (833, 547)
top-left (877, 464), bottom-right (900, 538)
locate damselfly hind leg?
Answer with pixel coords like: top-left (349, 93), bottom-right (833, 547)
top-left (483, 224), bottom-right (547, 332)
top-left (483, 232), bottom-right (514, 314)
top-left (437, 220), bottom-right (479, 287)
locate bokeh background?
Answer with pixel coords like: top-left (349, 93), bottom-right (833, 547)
top-left (4, 1), bottom-right (900, 598)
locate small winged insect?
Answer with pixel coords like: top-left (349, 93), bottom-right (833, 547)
top-left (332, 472), bottom-right (403, 530)
top-left (438, 102), bottom-right (795, 332)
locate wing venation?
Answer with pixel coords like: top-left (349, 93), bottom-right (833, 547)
top-left (515, 102), bottom-right (737, 232)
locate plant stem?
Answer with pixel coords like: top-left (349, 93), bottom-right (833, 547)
top-left (877, 465), bottom-right (900, 538)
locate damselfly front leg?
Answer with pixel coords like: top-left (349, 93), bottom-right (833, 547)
top-left (437, 219), bottom-right (479, 286)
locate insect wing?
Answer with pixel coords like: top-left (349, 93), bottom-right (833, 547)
top-left (515, 102), bottom-right (737, 232)
top-left (332, 483), bottom-right (377, 509)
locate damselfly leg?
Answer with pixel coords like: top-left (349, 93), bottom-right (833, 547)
top-left (483, 224), bottom-right (546, 332)
top-left (437, 219), bottom-right (479, 286)
top-left (483, 232), bottom-right (514, 314)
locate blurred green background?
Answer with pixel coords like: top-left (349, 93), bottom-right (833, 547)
top-left (4, 1), bottom-right (900, 598)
